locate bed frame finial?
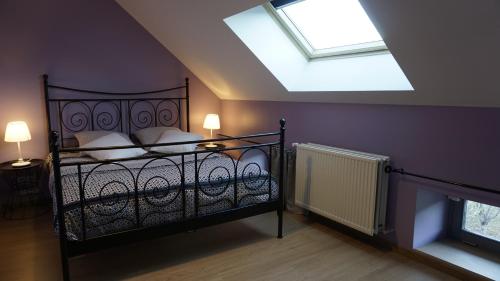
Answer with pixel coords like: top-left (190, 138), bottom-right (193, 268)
top-left (49, 131), bottom-right (60, 150)
top-left (279, 118), bottom-right (286, 129)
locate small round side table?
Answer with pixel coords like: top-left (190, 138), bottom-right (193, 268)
top-left (0, 159), bottom-right (48, 219)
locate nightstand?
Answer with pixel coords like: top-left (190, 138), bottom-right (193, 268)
top-left (0, 159), bottom-right (47, 219)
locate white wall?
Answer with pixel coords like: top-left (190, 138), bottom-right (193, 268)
top-left (117, 0), bottom-right (500, 107)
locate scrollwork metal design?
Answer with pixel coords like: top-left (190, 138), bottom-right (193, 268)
top-left (136, 157), bottom-right (183, 208)
top-left (82, 163), bottom-right (134, 217)
top-left (236, 148), bottom-right (269, 191)
top-left (60, 102), bottom-right (92, 132)
top-left (156, 100), bottom-right (179, 127)
top-left (197, 152), bottom-right (236, 197)
top-left (92, 101), bottom-right (121, 131)
top-left (58, 143), bottom-right (279, 241)
top-left (129, 100), bottom-right (155, 129)
top-left (241, 163), bottom-right (264, 191)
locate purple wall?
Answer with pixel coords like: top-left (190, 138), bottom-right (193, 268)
top-left (413, 189), bottom-right (449, 248)
top-left (0, 0), bottom-right (220, 162)
top-left (413, 188), bottom-right (449, 248)
top-left (221, 100), bottom-right (500, 248)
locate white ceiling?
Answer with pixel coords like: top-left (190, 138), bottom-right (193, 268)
top-left (117, 0), bottom-right (500, 107)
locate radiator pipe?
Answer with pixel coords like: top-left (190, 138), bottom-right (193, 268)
top-left (385, 166), bottom-right (500, 195)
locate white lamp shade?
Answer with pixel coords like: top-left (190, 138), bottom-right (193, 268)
top-left (5, 121), bottom-right (31, 142)
top-left (203, 114), bottom-right (220, 130)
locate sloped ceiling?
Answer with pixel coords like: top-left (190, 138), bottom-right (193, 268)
top-left (117, 0), bottom-right (500, 107)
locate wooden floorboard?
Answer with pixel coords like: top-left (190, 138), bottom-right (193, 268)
top-left (0, 211), bottom-right (460, 281)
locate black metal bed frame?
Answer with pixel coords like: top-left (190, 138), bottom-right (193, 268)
top-left (43, 75), bottom-right (286, 281)
top-left (43, 74), bottom-right (191, 148)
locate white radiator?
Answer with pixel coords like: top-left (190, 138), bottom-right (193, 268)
top-left (295, 143), bottom-right (390, 236)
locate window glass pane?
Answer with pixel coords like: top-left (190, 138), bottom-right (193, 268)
top-left (463, 200), bottom-right (500, 242)
top-left (281, 0), bottom-right (383, 50)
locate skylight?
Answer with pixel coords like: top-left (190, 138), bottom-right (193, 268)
top-left (224, 4), bottom-right (414, 92)
top-left (270, 0), bottom-right (387, 58)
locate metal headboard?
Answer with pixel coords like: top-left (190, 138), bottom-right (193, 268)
top-left (43, 74), bottom-right (190, 149)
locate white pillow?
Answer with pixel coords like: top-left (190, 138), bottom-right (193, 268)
top-left (80, 133), bottom-right (147, 160)
top-left (133, 126), bottom-right (181, 145)
top-left (150, 131), bottom-right (203, 154)
top-left (75, 131), bottom-right (130, 146)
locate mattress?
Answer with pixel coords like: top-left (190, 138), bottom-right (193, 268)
top-left (49, 152), bottom-right (279, 241)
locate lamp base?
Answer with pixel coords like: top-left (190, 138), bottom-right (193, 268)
top-left (205, 143), bottom-right (218, 148)
top-left (12, 160), bottom-right (31, 167)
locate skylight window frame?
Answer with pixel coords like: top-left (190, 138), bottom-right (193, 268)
top-left (265, 2), bottom-right (389, 60)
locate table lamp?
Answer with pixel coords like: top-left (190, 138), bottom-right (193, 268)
top-left (203, 114), bottom-right (220, 148)
top-left (5, 121), bottom-right (32, 167)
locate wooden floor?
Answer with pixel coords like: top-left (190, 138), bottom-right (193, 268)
top-left (0, 211), bottom-right (460, 281)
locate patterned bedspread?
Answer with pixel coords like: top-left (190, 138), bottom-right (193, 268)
top-left (49, 152), bottom-right (279, 241)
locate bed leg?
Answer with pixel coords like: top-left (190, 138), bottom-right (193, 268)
top-left (277, 209), bottom-right (283, 239)
top-left (61, 253), bottom-right (70, 281)
top-left (51, 131), bottom-right (71, 281)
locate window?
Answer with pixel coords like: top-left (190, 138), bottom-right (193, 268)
top-left (268, 0), bottom-right (388, 59)
top-left (463, 200), bottom-right (500, 242)
top-left (224, 3), bottom-right (414, 91)
top-left (449, 199), bottom-right (500, 254)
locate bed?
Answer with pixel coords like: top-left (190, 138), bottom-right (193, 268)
top-left (44, 75), bottom-right (286, 281)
